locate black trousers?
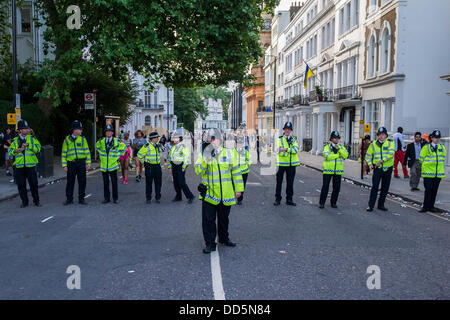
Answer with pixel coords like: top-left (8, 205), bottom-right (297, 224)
top-left (423, 177), bottom-right (441, 210)
top-left (145, 163), bottom-right (162, 200)
top-left (319, 174), bottom-right (342, 206)
top-left (237, 173), bottom-right (248, 202)
top-left (102, 170), bottom-right (118, 201)
top-left (15, 166), bottom-right (39, 205)
top-left (202, 201), bottom-right (231, 246)
top-left (66, 159), bottom-right (86, 202)
top-left (171, 163), bottom-right (194, 200)
top-left (368, 167), bottom-right (392, 208)
top-left (275, 166), bottom-right (296, 202)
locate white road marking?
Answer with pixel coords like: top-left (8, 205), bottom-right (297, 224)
top-left (316, 189), bottom-right (321, 193)
top-left (299, 180), bottom-right (304, 184)
top-left (246, 182), bottom-right (262, 186)
top-left (84, 193), bottom-right (92, 199)
top-left (210, 241), bottom-right (226, 300)
top-left (41, 216), bottom-right (54, 223)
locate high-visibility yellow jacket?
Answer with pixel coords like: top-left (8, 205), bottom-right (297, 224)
top-left (322, 143), bottom-right (348, 175)
top-left (195, 147), bottom-right (244, 206)
top-left (234, 148), bottom-right (252, 174)
top-left (419, 143), bottom-right (446, 178)
top-left (8, 135), bottom-right (41, 168)
top-left (96, 137), bottom-right (126, 172)
top-left (365, 140), bottom-right (395, 171)
top-left (276, 135), bottom-right (300, 166)
top-left (137, 142), bottom-right (161, 165)
top-left (167, 143), bottom-right (190, 169)
top-left (61, 135), bottom-right (91, 167)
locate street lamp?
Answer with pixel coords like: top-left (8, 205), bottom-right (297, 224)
top-left (11, 0), bottom-right (18, 113)
top-left (266, 54), bottom-right (277, 130)
top-left (166, 87), bottom-right (170, 132)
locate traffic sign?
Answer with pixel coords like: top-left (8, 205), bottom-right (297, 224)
top-left (84, 93), bottom-right (94, 110)
top-left (7, 113), bottom-right (16, 124)
top-left (363, 124), bottom-right (371, 135)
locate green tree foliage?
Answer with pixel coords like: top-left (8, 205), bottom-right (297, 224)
top-left (174, 88), bottom-right (207, 133)
top-left (197, 85), bottom-right (231, 120)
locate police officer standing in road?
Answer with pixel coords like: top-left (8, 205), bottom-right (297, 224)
top-left (168, 131), bottom-right (195, 204)
top-left (8, 120), bottom-right (42, 208)
top-left (96, 124), bottom-right (126, 204)
top-left (319, 131), bottom-right (348, 209)
top-left (274, 122), bottom-right (300, 206)
top-left (419, 129), bottom-right (446, 213)
top-left (137, 131), bottom-right (162, 204)
top-left (365, 127), bottom-right (395, 212)
top-left (62, 120), bottom-right (91, 205)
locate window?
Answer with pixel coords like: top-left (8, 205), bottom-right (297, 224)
top-left (369, 0), bottom-right (377, 13)
top-left (379, 22), bottom-right (392, 74)
top-left (20, 7), bottom-right (31, 33)
top-left (145, 116), bottom-right (151, 126)
top-left (339, 1), bottom-right (358, 35)
top-left (367, 31), bottom-right (377, 78)
top-left (285, 53), bottom-right (293, 73)
top-left (154, 90), bottom-right (158, 106)
top-left (352, 0), bottom-right (359, 27)
top-left (345, 3), bottom-right (351, 31)
top-left (144, 91), bottom-right (151, 106)
top-left (339, 8), bottom-right (344, 35)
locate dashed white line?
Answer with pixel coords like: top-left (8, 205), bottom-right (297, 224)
top-left (299, 180), bottom-right (304, 184)
top-left (210, 241), bottom-right (226, 300)
top-left (41, 216), bottom-right (54, 223)
top-left (84, 193), bottom-right (92, 199)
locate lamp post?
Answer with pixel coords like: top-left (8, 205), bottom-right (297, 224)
top-left (266, 54), bottom-right (277, 130)
top-left (167, 87), bottom-right (170, 132)
top-left (11, 0), bottom-right (17, 113)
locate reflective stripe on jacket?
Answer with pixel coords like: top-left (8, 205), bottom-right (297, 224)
top-left (234, 148), bottom-right (251, 174)
top-left (96, 137), bottom-right (126, 172)
top-left (276, 135), bottom-right (300, 167)
top-left (419, 143), bottom-right (446, 178)
top-left (137, 142), bottom-right (161, 165)
top-left (8, 135), bottom-right (41, 168)
top-left (365, 140), bottom-right (395, 171)
top-left (322, 143), bottom-right (348, 175)
top-left (167, 143), bottom-right (189, 169)
top-left (61, 135), bottom-right (91, 167)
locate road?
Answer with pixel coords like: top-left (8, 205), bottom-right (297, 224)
top-left (0, 161), bottom-right (449, 299)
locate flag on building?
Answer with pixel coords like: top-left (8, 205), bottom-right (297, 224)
top-left (304, 63), bottom-right (314, 89)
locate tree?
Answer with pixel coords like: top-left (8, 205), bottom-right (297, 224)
top-left (197, 85), bottom-right (231, 120)
top-left (174, 88), bottom-right (207, 133)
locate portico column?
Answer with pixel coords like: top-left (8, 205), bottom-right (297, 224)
top-left (312, 113), bottom-right (317, 154)
top-left (344, 109), bottom-right (351, 144)
top-left (317, 112), bottom-right (324, 155)
top-left (331, 112), bottom-right (338, 131)
top-left (300, 112), bottom-right (307, 147)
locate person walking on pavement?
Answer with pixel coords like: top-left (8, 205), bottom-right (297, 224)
top-left (168, 131), bottom-right (195, 203)
top-left (137, 131), bottom-right (163, 204)
top-left (8, 120), bottom-right (42, 208)
top-left (419, 129), bottom-right (446, 213)
top-left (234, 135), bottom-right (252, 205)
top-left (120, 132), bottom-right (132, 184)
top-left (404, 132), bottom-right (426, 191)
top-left (358, 134), bottom-right (371, 176)
top-left (195, 129), bottom-right (244, 254)
top-left (3, 127), bottom-right (13, 176)
top-left (393, 127), bottom-right (409, 179)
top-left (62, 120), bottom-right (91, 205)
top-left (256, 135), bottom-right (261, 163)
top-left (365, 127), bottom-right (395, 212)
top-left (274, 122), bottom-right (300, 206)
top-left (319, 131), bottom-right (348, 209)
top-left (96, 125), bottom-right (126, 204)
top-left (132, 130), bottom-right (146, 182)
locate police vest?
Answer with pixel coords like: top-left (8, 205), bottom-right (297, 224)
top-left (137, 142), bottom-right (161, 165)
top-left (194, 147), bottom-right (244, 206)
top-left (234, 148), bottom-right (251, 174)
top-left (8, 135), bottom-right (41, 168)
top-left (96, 137), bottom-right (126, 172)
top-left (168, 143), bottom-right (189, 169)
top-left (276, 135), bottom-right (300, 167)
top-left (322, 143), bottom-right (348, 175)
top-left (61, 135), bottom-right (91, 167)
top-left (365, 140), bottom-right (395, 171)
top-left (419, 143), bottom-right (446, 178)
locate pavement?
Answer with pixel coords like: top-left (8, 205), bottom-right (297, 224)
top-left (0, 151), bottom-right (448, 299)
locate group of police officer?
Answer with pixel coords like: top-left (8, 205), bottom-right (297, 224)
top-left (7, 119), bottom-right (447, 254)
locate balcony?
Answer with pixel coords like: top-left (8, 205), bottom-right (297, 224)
top-left (334, 85), bottom-right (359, 101)
top-left (163, 114), bottom-right (174, 119)
top-left (257, 106), bottom-right (272, 112)
top-left (143, 104), bottom-right (164, 110)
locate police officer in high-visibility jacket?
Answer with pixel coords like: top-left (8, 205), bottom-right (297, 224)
top-left (137, 131), bottom-right (162, 204)
top-left (319, 131), bottom-right (348, 209)
top-left (234, 135), bottom-right (252, 205)
top-left (195, 129), bottom-right (244, 254)
top-left (274, 122), bottom-right (300, 206)
top-left (96, 124), bottom-right (126, 204)
top-left (8, 120), bottom-right (42, 208)
top-left (365, 127), bottom-right (395, 212)
top-left (419, 129), bottom-right (446, 213)
top-left (62, 120), bottom-right (91, 205)
top-left (168, 131), bottom-right (195, 204)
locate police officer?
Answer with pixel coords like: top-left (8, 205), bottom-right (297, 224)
top-left (274, 122), bottom-right (300, 206)
top-left (8, 120), bottom-right (41, 208)
top-left (234, 135), bottom-right (252, 205)
top-left (419, 129), bottom-right (446, 213)
top-left (319, 131), bottom-right (348, 209)
top-left (137, 131), bottom-right (162, 204)
top-left (96, 124), bottom-right (126, 204)
top-left (195, 129), bottom-right (244, 254)
top-left (168, 131), bottom-right (195, 204)
top-left (62, 120), bottom-right (91, 205)
top-left (365, 127), bottom-right (395, 212)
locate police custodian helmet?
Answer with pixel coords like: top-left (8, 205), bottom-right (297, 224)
top-left (377, 127), bottom-right (388, 135)
top-left (71, 120), bottom-right (82, 130)
top-left (105, 124), bottom-right (114, 132)
top-left (430, 129), bottom-right (441, 139)
top-left (330, 130), bottom-right (340, 140)
top-left (18, 119), bottom-right (30, 130)
top-left (283, 122), bottom-right (293, 130)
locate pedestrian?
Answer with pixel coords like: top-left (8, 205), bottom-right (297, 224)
top-left (393, 127), bottom-right (409, 179)
top-left (62, 120), bottom-right (91, 205)
top-left (274, 122), bottom-right (300, 206)
top-left (8, 120), bottom-right (42, 208)
top-left (358, 134), bottom-right (371, 176)
top-left (234, 135), bottom-right (251, 205)
top-left (319, 131), bottom-right (349, 209)
top-left (195, 128), bottom-right (244, 254)
top-left (132, 130), bottom-right (146, 182)
top-left (365, 127), bottom-right (395, 212)
top-left (159, 134), bottom-right (167, 149)
top-left (3, 127), bottom-right (13, 176)
top-left (404, 132), bottom-right (426, 191)
top-left (256, 135), bottom-right (261, 163)
top-left (120, 132), bottom-right (132, 184)
top-left (419, 129), bottom-right (446, 213)
top-left (168, 132), bottom-right (194, 203)
top-left (96, 125), bottom-right (126, 204)
top-left (137, 131), bottom-right (162, 204)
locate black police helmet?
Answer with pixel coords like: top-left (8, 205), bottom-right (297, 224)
top-left (377, 127), bottom-right (388, 135)
top-left (71, 120), bottom-right (82, 131)
top-left (430, 129), bottom-right (441, 139)
top-left (17, 119), bottom-right (29, 130)
top-left (105, 124), bottom-right (114, 132)
top-left (148, 131), bottom-right (160, 139)
top-left (330, 130), bottom-right (340, 140)
top-left (283, 122), bottom-right (293, 130)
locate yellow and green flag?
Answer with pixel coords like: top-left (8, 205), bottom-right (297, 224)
top-left (304, 63), bottom-right (314, 89)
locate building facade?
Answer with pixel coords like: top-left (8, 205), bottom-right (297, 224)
top-left (194, 98), bottom-right (228, 137)
top-left (229, 84), bottom-right (244, 130)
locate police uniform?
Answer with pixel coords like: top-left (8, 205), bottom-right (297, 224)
top-left (8, 120), bottom-right (41, 207)
top-left (96, 125), bottom-right (126, 203)
top-left (319, 131), bottom-right (348, 208)
top-left (137, 131), bottom-right (162, 204)
top-left (62, 121), bottom-right (91, 205)
top-left (365, 127), bottom-right (395, 211)
top-left (168, 132), bottom-right (194, 203)
top-left (419, 129), bottom-right (446, 212)
top-left (274, 122), bottom-right (300, 206)
top-left (234, 145), bottom-right (251, 204)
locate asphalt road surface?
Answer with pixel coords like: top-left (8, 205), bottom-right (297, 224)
top-left (0, 161), bottom-right (449, 300)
